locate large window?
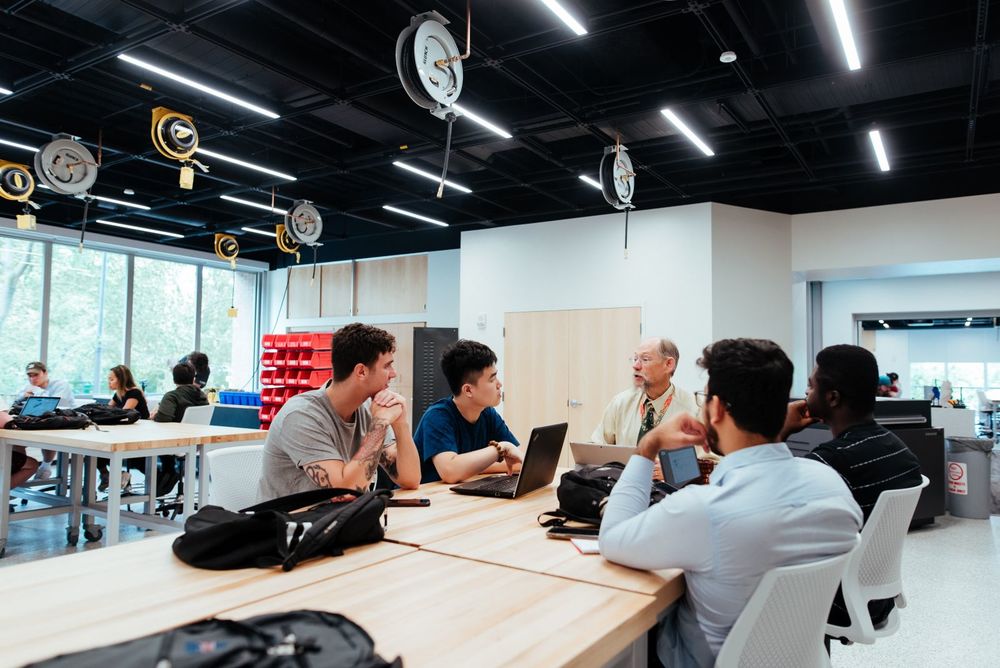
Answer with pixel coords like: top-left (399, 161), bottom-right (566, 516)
top-left (131, 257), bottom-right (198, 394)
top-left (0, 237), bottom-right (44, 402)
top-left (48, 245), bottom-right (127, 396)
top-left (909, 362), bottom-right (945, 400)
top-left (200, 267), bottom-right (257, 390)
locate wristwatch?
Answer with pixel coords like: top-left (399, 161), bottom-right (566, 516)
top-left (490, 440), bottom-right (504, 463)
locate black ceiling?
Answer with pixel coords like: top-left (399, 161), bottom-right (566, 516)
top-left (1, 0), bottom-right (998, 267)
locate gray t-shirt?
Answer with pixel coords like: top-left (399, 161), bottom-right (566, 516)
top-left (257, 387), bottom-right (392, 502)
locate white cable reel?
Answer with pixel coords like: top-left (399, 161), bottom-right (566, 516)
top-left (33, 134), bottom-right (99, 195)
top-left (599, 141), bottom-right (637, 259)
top-left (285, 200), bottom-right (324, 283)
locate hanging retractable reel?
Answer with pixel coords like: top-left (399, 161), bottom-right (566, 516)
top-left (285, 200), bottom-right (323, 281)
top-left (396, 5), bottom-right (470, 197)
top-left (151, 107), bottom-right (208, 189)
top-left (34, 133), bottom-right (101, 246)
top-left (599, 138), bottom-right (637, 258)
top-left (0, 159), bottom-right (40, 230)
top-left (214, 234), bottom-right (240, 317)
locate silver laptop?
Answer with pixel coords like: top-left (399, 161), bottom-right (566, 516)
top-left (570, 441), bottom-right (637, 466)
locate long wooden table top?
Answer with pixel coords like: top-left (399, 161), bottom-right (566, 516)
top-left (0, 535), bottom-right (415, 668)
top-left (392, 478), bottom-right (682, 601)
top-left (0, 420), bottom-right (266, 452)
top-left (225, 550), bottom-right (663, 668)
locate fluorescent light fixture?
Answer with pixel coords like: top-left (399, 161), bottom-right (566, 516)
top-left (452, 103), bottom-right (513, 139)
top-left (117, 53), bottom-right (280, 119)
top-left (908, 322), bottom-right (933, 327)
top-left (966, 317), bottom-right (973, 321)
top-left (241, 226), bottom-right (277, 238)
top-left (878, 319), bottom-right (885, 324)
top-left (0, 137), bottom-right (38, 152)
top-left (882, 323), bottom-right (890, 329)
top-left (539, 0), bottom-right (588, 36)
top-left (196, 148), bottom-right (296, 181)
top-left (829, 0), bottom-right (861, 71)
top-left (0, 86), bottom-right (12, 95)
top-left (868, 130), bottom-right (890, 171)
top-left (382, 204), bottom-right (448, 227)
top-left (220, 194), bottom-right (285, 214)
top-left (92, 195), bottom-right (151, 210)
top-left (96, 219), bottom-right (184, 239)
top-left (660, 108), bottom-right (715, 156)
top-left (578, 175), bottom-right (602, 190)
top-left (965, 321), bottom-right (971, 327)
top-left (392, 161), bottom-right (472, 193)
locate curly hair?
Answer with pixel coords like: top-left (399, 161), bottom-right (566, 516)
top-left (331, 323), bottom-right (397, 382)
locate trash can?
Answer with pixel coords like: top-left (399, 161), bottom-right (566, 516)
top-left (945, 437), bottom-right (994, 519)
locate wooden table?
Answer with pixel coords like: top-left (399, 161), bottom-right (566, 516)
top-left (0, 421), bottom-right (266, 556)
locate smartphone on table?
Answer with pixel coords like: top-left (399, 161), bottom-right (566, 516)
top-left (545, 526), bottom-right (600, 540)
top-left (387, 498), bottom-right (431, 507)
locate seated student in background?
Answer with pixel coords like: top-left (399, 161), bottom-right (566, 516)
top-left (152, 363), bottom-right (208, 423)
top-left (1, 411), bottom-right (39, 489)
top-left (778, 344), bottom-right (922, 629)
top-left (178, 351), bottom-right (210, 389)
top-left (599, 338), bottom-right (861, 668)
top-left (257, 323), bottom-right (420, 501)
top-left (19, 361), bottom-right (76, 481)
top-left (413, 340), bottom-right (522, 484)
top-left (98, 364), bottom-right (150, 492)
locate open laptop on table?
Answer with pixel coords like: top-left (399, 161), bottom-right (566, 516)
top-left (657, 446), bottom-right (703, 493)
top-left (19, 396), bottom-right (60, 416)
top-left (450, 422), bottom-right (568, 499)
top-left (570, 441), bottom-right (637, 467)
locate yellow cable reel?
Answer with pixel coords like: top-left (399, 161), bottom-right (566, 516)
top-left (151, 107), bottom-right (202, 189)
top-left (275, 223), bottom-right (301, 263)
top-left (1, 159), bottom-right (39, 230)
top-left (214, 233), bottom-right (239, 269)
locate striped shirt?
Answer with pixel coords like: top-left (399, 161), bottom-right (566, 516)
top-left (805, 420), bottom-right (923, 521)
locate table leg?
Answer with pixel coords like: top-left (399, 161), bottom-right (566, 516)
top-left (83, 455), bottom-right (98, 535)
top-left (183, 446), bottom-right (197, 517)
top-left (0, 440), bottom-right (11, 558)
top-left (67, 453), bottom-right (83, 545)
top-left (105, 452), bottom-right (122, 546)
top-left (198, 444), bottom-right (209, 509)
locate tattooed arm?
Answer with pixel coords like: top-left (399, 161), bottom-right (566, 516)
top-left (373, 389), bottom-right (420, 489)
top-left (300, 419), bottom-right (391, 492)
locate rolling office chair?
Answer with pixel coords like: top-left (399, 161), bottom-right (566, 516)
top-left (826, 475), bottom-right (929, 645)
top-left (714, 538), bottom-right (859, 668)
top-left (205, 445), bottom-right (265, 509)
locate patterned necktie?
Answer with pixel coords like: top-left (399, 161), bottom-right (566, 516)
top-left (637, 398), bottom-right (656, 444)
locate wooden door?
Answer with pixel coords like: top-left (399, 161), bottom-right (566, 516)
top-left (502, 311), bottom-right (569, 457)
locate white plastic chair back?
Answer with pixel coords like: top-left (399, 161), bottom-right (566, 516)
top-left (826, 475), bottom-right (928, 643)
top-left (715, 539), bottom-right (858, 668)
top-left (180, 404), bottom-right (215, 425)
top-left (206, 445), bottom-right (264, 510)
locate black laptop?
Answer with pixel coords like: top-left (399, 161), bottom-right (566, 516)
top-left (657, 446), bottom-right (703, 493)
top-left (450, 422), bottom-right (569, 499)
top-left (20, 396), bottom-right (61, 416)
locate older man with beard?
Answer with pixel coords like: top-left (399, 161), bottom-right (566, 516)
top-left (598, 338), bottom-right (861, 668)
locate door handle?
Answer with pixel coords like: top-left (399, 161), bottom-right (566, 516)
top-left (568, 399), bottom-right (583, 408)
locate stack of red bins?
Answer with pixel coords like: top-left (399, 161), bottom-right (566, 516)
top-left (258, 332), bottom-right (333, 430)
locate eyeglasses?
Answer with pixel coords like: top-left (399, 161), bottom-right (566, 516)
top-left (630, 355), bottom-right (673, 365)
top-left (695, 391), bottom-right (733, 412)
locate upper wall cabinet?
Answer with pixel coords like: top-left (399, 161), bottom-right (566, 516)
top-left (355, 255), bottom-right (428, 315)
top-left (287, 265), bottom-right (320, 319)
top-left (320, 262), bottom-right (353, 317)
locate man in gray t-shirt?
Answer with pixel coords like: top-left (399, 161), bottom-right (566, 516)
top-left (257, 323), bottom-right (421, 502)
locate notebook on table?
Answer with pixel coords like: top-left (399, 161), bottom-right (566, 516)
top-left (450, 422), bottom-right (568, 499)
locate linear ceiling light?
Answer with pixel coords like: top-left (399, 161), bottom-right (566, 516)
top-left (0, 137), bottom-right (38, 152)
top-left (392, 161), bottom-right (472, 193)
top-left (452, 103), bottom-right (513, 139)
top-left (868, 130), bottom-right (890, 171)
top-left (96, 219), bottom-right (184, 239)
top-left (117, 53), bottom-right (280, 118)
top-left (92, 195), bottom-right (151, 210)
top-left (578, 175), bottom-right (602, 190)
top-left (382, 204), bottom-right (449, 227)
top-left (219, 194), bottom-right (286, 214)
top-left (196, 148), bottom-right (296, 181)
top-left (829, 0), bottom-right (861, 71)
top-left (660, 108), bottom-right (715, 156)
top-left (539, 0), bottom-right (588, 36)
top-left (0, 86), bottom-right (12, 96)
top-left (241, 226), bottom-right (277, 237)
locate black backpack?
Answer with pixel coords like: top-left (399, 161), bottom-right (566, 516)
top-left (25, 609), bottom-right (401, 668)
top-left (538, 462), bottom-right (669, 527)
top-left (74, 403), bottom-right (141, 425)
top-left (173, 488), bottom-right (392, 571)
top-left (5, 408), bottom-right (92, 431)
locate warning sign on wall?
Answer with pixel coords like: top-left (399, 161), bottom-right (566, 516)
top-left (947, 461), bottom-right (968, 495)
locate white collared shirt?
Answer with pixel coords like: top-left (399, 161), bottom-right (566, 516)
top-left (591, 384), bottom-right (698, 446)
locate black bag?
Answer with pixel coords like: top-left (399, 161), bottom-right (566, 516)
top-left (74, 403), bottom-right (141, 425)
top-left (5, 408), bottom-right (92, 431)
top-left (538, 462), bottom-right (668, 527)
top-left (25, 609), bottom-right (401, 667)
top-left (173, 488), bottom-right (392, 571)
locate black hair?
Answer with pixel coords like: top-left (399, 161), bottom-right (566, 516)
top-left (441, 340), bottom-right (497, 395)
top-left (814, 344), bottom-right (878, 414)
top-left (698, 338), bottom-right (794, 439)
top-left (186, 351), bottom-right (209, 373)
top-left (331, 323), bottom-right (396, 382)
top-left (888, 372), bottom-right (899, 383)
top-left (172, 362), bottom-right (196, 385)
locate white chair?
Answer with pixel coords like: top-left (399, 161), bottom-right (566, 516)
top-left (180, 404), bottom-right (215, 425)
top-left (205, 445), bottom-right (264, 510)
top-left (715, 540), bottom-right (858, 668)
top-left (826, 475), bottom-right (929, 644)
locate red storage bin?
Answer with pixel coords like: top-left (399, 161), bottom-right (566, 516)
top-left (262, 333), bottom-right (278, 350)
top-left (298, 350), bottom-right (332, 370)
top-left (295, 332), bottom-right (332, 350)
top-left (261, 350), bottom-right (278, 368)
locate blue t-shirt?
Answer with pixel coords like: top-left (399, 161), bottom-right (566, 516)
top-left (414, 397), bottom-right (519, 483)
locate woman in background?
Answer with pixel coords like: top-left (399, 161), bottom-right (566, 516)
top-left (108, 364), bottom-right (150, 419)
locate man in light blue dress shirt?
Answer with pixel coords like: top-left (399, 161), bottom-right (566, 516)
top-left (599, 338), bottom-right (862, 667)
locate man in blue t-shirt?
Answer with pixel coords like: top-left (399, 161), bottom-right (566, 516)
top-left (414, 340), bottom-right (522, 483)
